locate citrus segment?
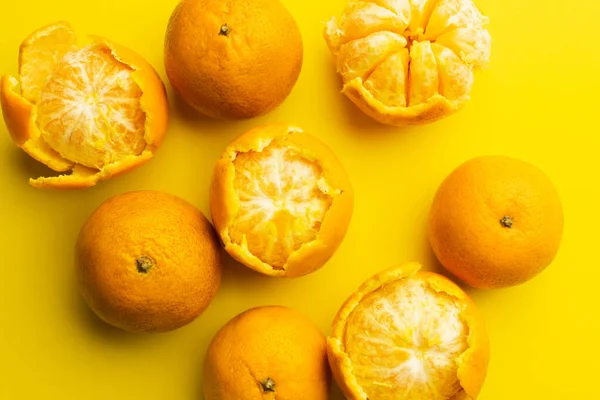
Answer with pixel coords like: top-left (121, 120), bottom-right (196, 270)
top-left (408, 41), bottom-right (439, 106)
top-left (37, 45), bottom-right (146, 169)
top-left (1, 22), bottom-right (168, 189)
top-left (229, 142), bottom-right (334, 268)
top-left (19, 21), bottom-right (77, 104)
top-left (210, 124), bottom-right (354, 277)
top-left (407, 0), bottom-right (439, 35)
top-left (364, 49), bottom-right (410, 107)
top-left (328, 263), bottom-right (490, 400)
top-left (324, 0), bottom-right (491, 126)
top-left (431, 43), bottom-right (474, 101)
top-left (336, 31), bottom-right (408, 82)
top-left (436, 27), bottom-right (491, 68)
top-left (425, 0), bottom-right (488, 40)
top-left (325, 2), bottom-right (409, 50)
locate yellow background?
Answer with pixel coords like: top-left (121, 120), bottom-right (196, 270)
top-left (0, 0), bottom-right (598, 398)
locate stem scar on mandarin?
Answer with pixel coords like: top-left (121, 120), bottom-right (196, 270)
top-left (500, 215), bottom-right (513, 228)
top-left (136, 256), bottom-right (155, 273)
top-left (219, 24), bottom-right (231, 36)
top-left (260, 377), bottom-right (276, 392)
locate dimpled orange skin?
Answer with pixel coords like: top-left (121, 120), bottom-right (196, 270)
top-left (328, 262), bottom-right (490, 400)
top-left (203, 306), bottom-right (331, 400)
top-left (428, 156), bottom-right (564, 289)
top-left (0, 25), bottom-right (169, 189)
top-left (210, 123), bottom-right (354, 278)
top-left (76, 191), bottom-right (222, 333)
top-left (164, 0), bottom-right (303, 119)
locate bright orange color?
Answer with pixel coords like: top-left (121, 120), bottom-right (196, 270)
top-left (324, 0), bottom-right (491, 126)
top-left (76, 191), bottom-right (222, 333)
top-left (164, 0), bottom-right (303, 119)
top-left (428, 156), bottom-right (564, 289)
top-left (0, 22), bottom-right (168, 189)
top-left (328, 262), bottom-right (490, 400)
top-left (210, 124), bottom-right (354, 277)
top-left (203, 306), bottom-right (331, 400)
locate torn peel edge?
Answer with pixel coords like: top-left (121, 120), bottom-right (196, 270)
top-left (89, 35), bottom-right (169, 150)
top-left (29, 151), bottom-right (154, 189)
top-left (1, 75), bottom-right (74, 171)
top-left (2, 73), bottom-right (158, 189)
top-left (342, 78), bottom-right (465, 126)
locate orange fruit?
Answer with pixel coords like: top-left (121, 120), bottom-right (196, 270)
top-left (76, 191), bottom-right (222, 333)
top-left (323, 0), bottom-right (491, 126)
top-left (210, 124), bottom-right (354, 277)
top-left (328, 262), bottom-right (490, 400)
top-left (164, 0), bottom-right (303, 119)
top-left (428, 156), bottom-right (564, 289)
top-left (203, 305), bottom-right (331, 400)
top-left (0, 22), bottom-right (168, 189)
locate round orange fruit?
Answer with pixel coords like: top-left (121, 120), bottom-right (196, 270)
top-left (328, 262), bottom-right (490, 400)
top-left (428, 156), bottom-right (564, 288)
top-left (323, 0), bottom-right (491, 126)
top-left (76, 191), bottom-right (222, 333)
top-left (164, 0), bottom-right (303, 119)
top-left (210, 124), bottom-right (354, 278)
top-left (0, 22), bottom-right (169, 189)
top-left (203, 306), bottom-right (331, 400)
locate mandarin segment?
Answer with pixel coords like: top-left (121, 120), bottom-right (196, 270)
top-left (364, 49), bottom-right (410, 107)
top-left (336, 31), bottom-right (408, 82)
top-left (328, 263), bottom-right (490, 400)
top-left (0, 22), bottom-right (168, 189)
top-left (431, 43), bottom-right (474, 101)
top-left (425, 0), bottom-right (488, 40)
top-left (324, 0), bottom-right (491, 126)
top-left (18, 21), bottom-right (78, 103)
top-left (408, 41), bottom-right (439, 106)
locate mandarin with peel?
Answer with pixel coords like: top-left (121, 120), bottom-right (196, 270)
top-left (324, 0), bottom-right (491, 126)
top-left (203, 306), bottom-right (330, 400)
top-left (0, 22), bottom-right (168, 188)
top-left (76, 191), bottom-right (221, 333)
top-left (164, 0), bottom-right (303, 119)
top-left (328, 262), bottom-right (490, 399)
top-left (210, 124), bottom-right (354, 277)
top-left (428, 156), bottom-right (564, 288)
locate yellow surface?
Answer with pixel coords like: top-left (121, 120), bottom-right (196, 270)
top-left (0, 0), bottom-right (597, 398)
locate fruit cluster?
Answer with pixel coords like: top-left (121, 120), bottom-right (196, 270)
top-left (0, 0), bottom-right (564, 399)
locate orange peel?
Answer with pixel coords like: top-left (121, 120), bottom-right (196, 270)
top-left (0, 22), bottom-right (168, 188)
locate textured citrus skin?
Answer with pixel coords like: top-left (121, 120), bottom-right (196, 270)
top-left (76, 191), bottom-right (222, 333)
top-left (164, 0), bottom-right (303, 119)
top-left (0, 22), bottom-right (169, 189)
top-left (210, 124), bottom-right (354, 277)
top-left (428, 156), bottom-right (564, 289)
top-left (203, 306), bottom-right (331, 400)
top-left (328, 263), bottom-right (490, 400)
